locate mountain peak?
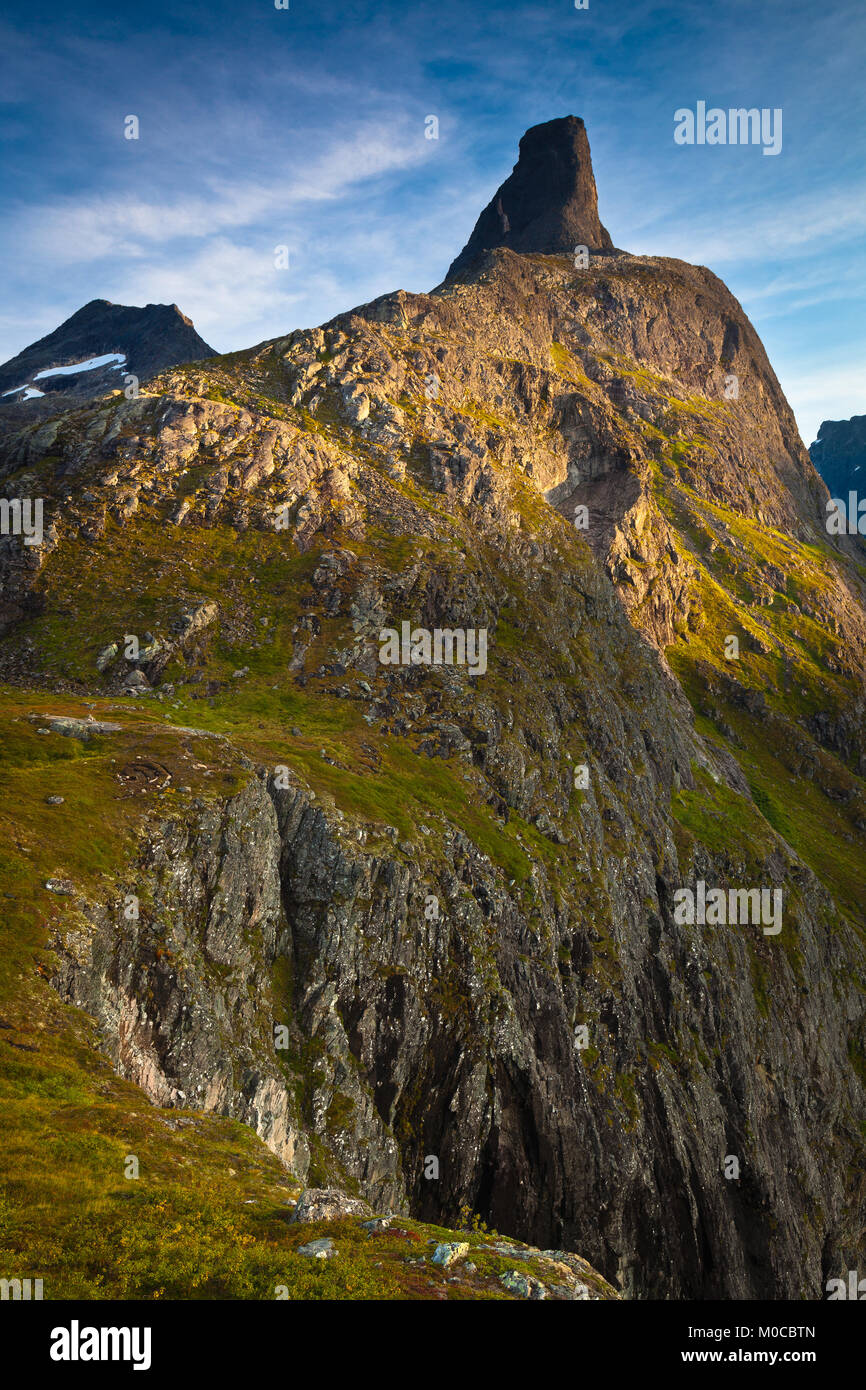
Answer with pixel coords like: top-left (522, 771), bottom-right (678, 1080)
top-left (446, 115), bottom-right (613, 280)
top-left (810, 412), bottom-right (866, 498)
top-left (0, 298), bottom-right (214, 403)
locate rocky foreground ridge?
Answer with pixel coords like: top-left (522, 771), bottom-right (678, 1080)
top-left (0, 118), bottom-right (864, 1300)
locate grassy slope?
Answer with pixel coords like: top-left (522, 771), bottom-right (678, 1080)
top-left (0, 434), bottom-right (615, 1297)
top-left (0, 692), bottom-right (618, 1298)
top-left (654, 466), bottom-right (866, 929)
top-left (563, 333), bottom-right (866, 938)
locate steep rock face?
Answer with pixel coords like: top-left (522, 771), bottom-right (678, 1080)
top-left (44, 675), bottom-right (866, 1298)
top-left (51, 774), bottom-right (312, 1188)
top-left (811, 414), bottom-right (866, 500)
top-left (446, 116), bottom-right (613, 279)
top-left (271, 764), bottom-right (865, 1300)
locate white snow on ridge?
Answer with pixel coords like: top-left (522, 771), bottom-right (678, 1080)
top-left (2, 385), bottom-right (47, 398)
top-left (33, 353), bottom-right (126, 380)
top-left (1, 352), bottom-right (127, 402)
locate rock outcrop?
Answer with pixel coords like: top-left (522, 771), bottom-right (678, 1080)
top-left (446, 115), bottom-right (614, 280)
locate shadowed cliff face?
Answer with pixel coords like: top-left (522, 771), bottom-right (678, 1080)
top-left (446, 115), bottom-right (614, 279)
top-left (0, 300), bottom-right (215, 394)
top-left (811, 414), bottom-right (866, 501)
top-left (0, 299), bottom-right (215, 429)
top-left (1, 121), bottom-right (865, 1301)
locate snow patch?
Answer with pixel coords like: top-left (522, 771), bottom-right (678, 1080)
top-left (33, 353), bottom-right (127, 380)
top-left (1, 384), bottom-right (45, 399)
top-left (2, 353), bottom-right (127, 402)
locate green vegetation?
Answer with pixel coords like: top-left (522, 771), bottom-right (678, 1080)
top-left (671, 765), bottom-right (776, 864)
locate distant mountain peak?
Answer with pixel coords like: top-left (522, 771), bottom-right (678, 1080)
top-left (446, 115), bottom-right (614, 280)
top-left (810, 413), bottom-right (866, 498)
top-left (0, 299), bottom-right (214, 407)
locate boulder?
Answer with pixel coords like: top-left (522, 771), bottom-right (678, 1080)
top-left (290, 1188), bottom-right (373, 1224)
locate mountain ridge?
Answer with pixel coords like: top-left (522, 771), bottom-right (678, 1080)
top-left (0, 118), bottom-right (864, 1301)
top-left (0, 298), bottom-right (214, 415)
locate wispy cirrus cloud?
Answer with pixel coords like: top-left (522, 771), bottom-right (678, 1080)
top-left (632, 183), bottom-right (866, 269)
top-left (775, 357), bottom-right (866, 436)
top-left (13, 123), bottom-right (433, 263)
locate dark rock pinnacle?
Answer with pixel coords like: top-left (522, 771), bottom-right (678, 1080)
top-left (446, 115), bottom-right (614, 280)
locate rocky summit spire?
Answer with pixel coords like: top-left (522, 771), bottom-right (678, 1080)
top-left (446, 115), bottom-right (613, 280)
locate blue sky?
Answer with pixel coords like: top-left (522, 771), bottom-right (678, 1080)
top-left (1, 0), bottom-right (864, 444)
